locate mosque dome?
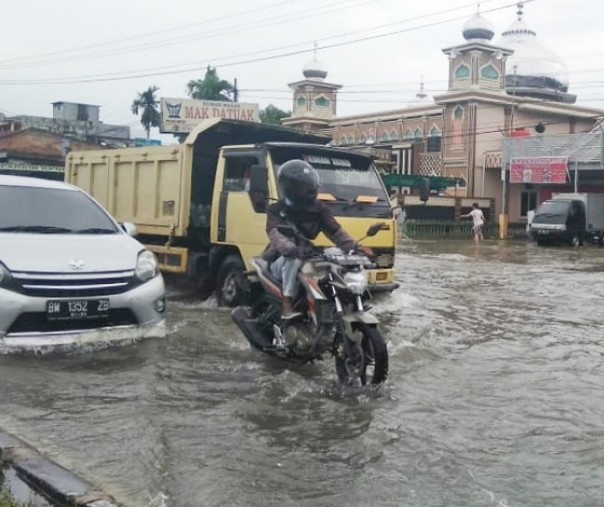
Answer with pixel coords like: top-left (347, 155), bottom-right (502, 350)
top-left (462, 13), bottom-right (495, 41)
top-left (303, 59), bottom-right (328, 80)
top-left (498, 4), bottom-right (575, 103)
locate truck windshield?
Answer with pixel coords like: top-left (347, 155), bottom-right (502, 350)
top-left (535, 200), bottom-right (569, 217)
top-left (0, 185), bottom-right (119, 234)
top-left (269, 147), bottom-right (389, 203)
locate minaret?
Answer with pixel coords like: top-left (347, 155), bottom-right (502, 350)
top-left (281, 45), bottom-right (342, 132)
top-left (441, 6), bottom-right (513, 93)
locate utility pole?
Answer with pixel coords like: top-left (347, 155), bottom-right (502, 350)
top-left (500, 64), bottom-right (518, 239)
top-left (233, 78), bottom-right (239, 103)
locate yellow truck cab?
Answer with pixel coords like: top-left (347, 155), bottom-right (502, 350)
top-left (65, 118), bottom-right (398, 306)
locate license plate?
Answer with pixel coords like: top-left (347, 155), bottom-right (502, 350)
top-left (46, 299), bottom-right (110, 320)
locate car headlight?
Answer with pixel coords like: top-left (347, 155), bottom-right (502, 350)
top-left (135, 250), bottom-right (159, 282)
top-left (0, 262), bottom-right (11, 287)
top-left (343, 270), bottom-right (368, 295)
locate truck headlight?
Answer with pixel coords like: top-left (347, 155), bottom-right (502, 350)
top-left (135, 250), bottom-right (159, 282)
top-left (344, 270), bottom-right (368, 295)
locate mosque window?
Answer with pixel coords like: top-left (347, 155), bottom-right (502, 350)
top-left (453, 105), bottom-right (464, 119)
top-left (314, 96), bottom-right (330, 107)
top-left (455, 64), bottom-right (470, 79)
top-left (404, 130), bottom-right (415, 140)
top-left (360, 133), bottom-right (367, 144)
top-left (427, 127), bottom-right (442, 152)
top-left (348, 135), bottom-right (356, 144)
top-left (481, 64), bottom-right (499, 80)
top-left (389, 130), bottom-right (400, 141)
top-left (380, 132), bottom-right (390, 142)
top-left (414, 128), bottom-right (423, 140)
top-left (296, 96), bottom-right (306, 107)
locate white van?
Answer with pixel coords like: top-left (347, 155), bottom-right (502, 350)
top-left (0, 175), bottom-right (166, 353)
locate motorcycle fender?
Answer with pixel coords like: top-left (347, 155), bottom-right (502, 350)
top-left (342, 312), bottom-right (380, 325)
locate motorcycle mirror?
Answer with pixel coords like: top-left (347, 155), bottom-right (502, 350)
top-left (366, 222), bottom-right (387, 237)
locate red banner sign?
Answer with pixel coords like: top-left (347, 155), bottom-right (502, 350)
top-left (510, 157), bottom-right (568, 184)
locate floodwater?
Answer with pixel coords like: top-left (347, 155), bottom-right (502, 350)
top-left (1, 240), bottom-right (603, 507)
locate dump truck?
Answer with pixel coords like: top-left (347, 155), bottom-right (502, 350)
top-left (65, 119), bottom-right (399, 305)
top-left (530, 192), bottom-right (604, 246)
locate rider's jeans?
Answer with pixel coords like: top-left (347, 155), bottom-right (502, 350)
top-left (270, 256), bottom-right (303, 298)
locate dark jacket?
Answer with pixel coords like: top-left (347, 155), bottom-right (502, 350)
top-left (263, 200), bottom-right (356, 261)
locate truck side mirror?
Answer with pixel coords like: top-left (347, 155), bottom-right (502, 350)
top-left (249, 164), bottom-right (268, 212)
top-left (419, 177), bottom-right (430, 203)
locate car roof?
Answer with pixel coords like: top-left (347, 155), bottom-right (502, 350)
top-left (0, 174), bottom-right (78, 191)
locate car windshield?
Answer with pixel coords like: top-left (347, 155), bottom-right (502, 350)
top-left (0, 185), bottom-right (119, 234)
top-left (535, 200), bottom-right (569, 216)
top-left (269, 147), bottom-right (389, 202)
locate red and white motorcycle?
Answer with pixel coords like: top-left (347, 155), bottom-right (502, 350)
top-left (231, 223), bottom-right (389, 386)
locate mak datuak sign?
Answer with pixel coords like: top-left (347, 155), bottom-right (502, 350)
top-left (160, 98), bottom-right (259, 133)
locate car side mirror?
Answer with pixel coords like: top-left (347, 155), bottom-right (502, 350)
top-left (419, 177), bottom-right (430, 203)
top-left (366, 222), bottom-right (387, 237)
top-left (249, 164), bottom-right (268, 212)
top-left (121, 222), bottom-right (137, 237)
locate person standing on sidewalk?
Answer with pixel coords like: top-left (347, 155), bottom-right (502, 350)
top-left (460, 202), bottom-right (485, 245)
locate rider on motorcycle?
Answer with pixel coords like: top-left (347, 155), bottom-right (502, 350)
top-left (263, 159), bottom-right (373, 320)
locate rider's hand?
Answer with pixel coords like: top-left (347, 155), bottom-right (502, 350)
top-left (358, 246), bottom-right (374, 257)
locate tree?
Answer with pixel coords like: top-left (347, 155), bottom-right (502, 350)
top-left (187, 66), bottom-right (234, 101)
top-left (259, 104), bottom-right (291, 125)
top-left (131, 85), bottom-right (160, 141)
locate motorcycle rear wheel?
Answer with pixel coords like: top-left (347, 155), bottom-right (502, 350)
top-left (335, 324), bottom-right (389, 386)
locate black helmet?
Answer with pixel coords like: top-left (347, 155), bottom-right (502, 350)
top-left (277, 159), bottom-right (320, 206)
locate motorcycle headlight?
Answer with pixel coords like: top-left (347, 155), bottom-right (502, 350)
top-left (135, 250), bottom-right (159, 282)
top-left (343, 270), bottom-right (368, 295)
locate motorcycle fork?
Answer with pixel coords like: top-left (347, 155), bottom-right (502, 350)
top-left (327, 275), bottom-right (362, 359)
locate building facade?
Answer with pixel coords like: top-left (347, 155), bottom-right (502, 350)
top-left (0, 101), bottom-right (131, 148)
top-left (282, 3), bottom-right (604, 224)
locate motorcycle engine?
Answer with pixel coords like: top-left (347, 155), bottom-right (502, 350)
top-left (283, 322), bottom-right (315, 355)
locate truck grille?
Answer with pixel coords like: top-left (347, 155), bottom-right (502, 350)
top-left (12, 270), bottom-right (135, 298)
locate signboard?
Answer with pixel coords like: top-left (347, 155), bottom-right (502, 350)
top-left (134, 138), bottom-right (161, 147)
top-left (160, 98), bottom-right (259, 133)
top-left (0, 160), bottom-right (63, 174)
top-left (509, 156), bottom-right (568, 184)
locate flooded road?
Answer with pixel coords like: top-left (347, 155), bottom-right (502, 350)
top-left (1, 240), bottom-right (603, 507)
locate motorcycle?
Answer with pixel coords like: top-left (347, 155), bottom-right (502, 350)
top-left (231, 223), bottom-right (389, 386)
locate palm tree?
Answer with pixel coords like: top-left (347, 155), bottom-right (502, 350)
top-left (186, 66), bottom-right (234, 101)
top-left (131, 85), bottom-right (160, 142)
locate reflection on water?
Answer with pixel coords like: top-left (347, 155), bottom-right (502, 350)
top-left (0, 240), bottom-right (603, 506)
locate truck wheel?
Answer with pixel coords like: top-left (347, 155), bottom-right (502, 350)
top-left (569, 235), bottom-right (581, 247)
top-left (216, 255), bottom-right (247, 307)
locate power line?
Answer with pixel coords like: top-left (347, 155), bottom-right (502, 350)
top-left (0, 0), bottom-right (382, 71)
top-left (0, 0), bottom-right (531, 85)
top-left (0, 0), bottom-right (304, 66)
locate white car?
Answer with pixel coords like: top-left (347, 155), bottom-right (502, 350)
top-left (0, 175), bottom-right (166, 353)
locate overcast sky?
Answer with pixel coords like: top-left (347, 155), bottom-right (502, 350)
top-left (1, 0), bottom-right (601, 141)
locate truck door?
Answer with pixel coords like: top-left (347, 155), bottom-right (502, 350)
top-left (216, 151), bottom-right (268, 267)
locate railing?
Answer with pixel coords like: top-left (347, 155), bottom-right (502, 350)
top-left (402, 220), bottom-right (529, 240)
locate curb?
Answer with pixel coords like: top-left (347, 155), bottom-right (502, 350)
top-left (0, 431), bottom-right (121, 507)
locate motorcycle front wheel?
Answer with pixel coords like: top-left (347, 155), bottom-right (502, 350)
top-left (335, 323), bottom-right (389, 386)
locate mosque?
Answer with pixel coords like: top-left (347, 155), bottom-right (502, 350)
top-left (281, 2), bottom-right (604, 225)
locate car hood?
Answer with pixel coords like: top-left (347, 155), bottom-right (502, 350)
top-left (0, 233), bottom-right (143, 273)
